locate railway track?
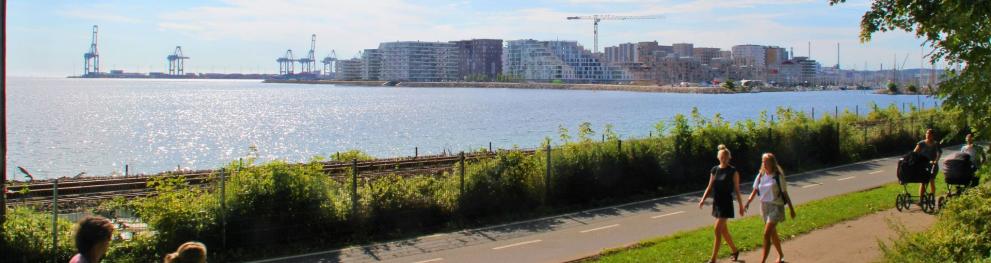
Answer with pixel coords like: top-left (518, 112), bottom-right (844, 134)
top-left (5, 150), bottom-right (536, 207)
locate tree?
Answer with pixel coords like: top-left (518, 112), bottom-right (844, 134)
top-left (720, 80), bottom-right (737, 92)
top-left (907, 84), bottom-right (918, 93)
top-left (886, 81), bottom-right (899, 94)
top-left (830, 0), bottom-right (991, 136)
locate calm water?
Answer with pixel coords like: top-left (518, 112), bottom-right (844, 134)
top-left (6, 77), bottom-right (939, 179)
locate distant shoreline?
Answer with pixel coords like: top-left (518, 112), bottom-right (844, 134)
top-left (264, 79), bottom-right (739, 94)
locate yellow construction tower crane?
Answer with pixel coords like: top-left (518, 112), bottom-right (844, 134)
top-left (566, 15), bottom-right (664, 53)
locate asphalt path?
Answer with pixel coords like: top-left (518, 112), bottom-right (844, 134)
top-left (252, 149), bottom-right (952, 263)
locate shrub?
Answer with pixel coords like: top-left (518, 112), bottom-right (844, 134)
top-left (887, 82), bottom-right (899, 93)
top-left (1, 207), bottom-right (76, 262)
top-left (881, 169), bottom-right (991, 262)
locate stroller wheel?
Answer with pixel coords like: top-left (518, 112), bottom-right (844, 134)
top-left (895, 194), bottom-right (904, 212)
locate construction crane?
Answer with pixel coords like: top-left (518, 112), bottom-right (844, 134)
top-left (83, 25), bottom-right (100, 76)
top-left (298, 34), bottom-right (317, 74)
top-left (566, 15), bottom-right (663, 53)
top-left (322, 50), bottom-right (337, 76)
top-left (277, 49), bottom-right (296, 75)
top-left (167, 46), bottom-right (189, 76)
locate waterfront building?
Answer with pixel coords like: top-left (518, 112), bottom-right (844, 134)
top-left (692, 47), bottom-right (721, 65)
top-left (635, 41), bottom-right (673, 63)
top-left (672, 43), bottom-right (694, 58)
top-left (451, 39), bottom-right (503, 81)
top-left (765, 46), bottom-right (788, 66)
top-left (503, 39), bottom-right (634, 83)
top-left (361, 48), bottom-right (382, 80)
top-left (378, 41), bottom-right (459, 82)
top-left (335, 58), bottom-right (363, 80)
top-left (731, 44), bottom-right (767, 67)
top-left (653, 55), bottom-right (709, 85)
top-left (604, 43), bottom-right (637, 63)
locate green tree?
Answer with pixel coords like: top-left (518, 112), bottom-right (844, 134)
top-left (886, 81), bottom-right (899, 94)
top-left (577, 122), bottom-right (595, 143)
top-left (720, 80), bottom-right (737, 91)
top-left (906, 84), bottom-right (918, 93)
top-left (830, 0), bottom-right (991, 136)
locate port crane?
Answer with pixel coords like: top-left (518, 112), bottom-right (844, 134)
top-left (566, 15), bottom-right (664, 53)
top-left (278, 49), bottom-right (296, 75)
top-left (83, 25), bottom-right (100, 76)
top-left (167, 46), bottom-right (189, 76)
top-left (322, 50), bottom-right (338, 76)
top-left (298, 34), bottom-right (318, 74)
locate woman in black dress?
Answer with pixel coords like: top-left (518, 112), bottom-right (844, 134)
top-left (698, 144), bottom-right (744, 262)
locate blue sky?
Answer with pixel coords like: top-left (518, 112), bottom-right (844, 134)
top-left (7, 0), bottom-right (943, 76)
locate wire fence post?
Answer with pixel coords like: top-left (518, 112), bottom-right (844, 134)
top-left (459, 152), bottom-right (465, 201)
top-left (51, 179), bottom-right (59, 263)
top-left (812, 107), bottom-right (815, 119)
top-left (618, 139), bottom-right (622, 152)
top-left (488, 142), bottom-right (492, 153)
top-left (350, 159), bottom-right (358, 221)
top-left (220, 167), bottom-right (227, 254)
top-left (125, 164), bottom-right (129, 177)
top-left (414, 147), bottom-right (418, 159)
top-left (545, 144), bottom-right (551, 204)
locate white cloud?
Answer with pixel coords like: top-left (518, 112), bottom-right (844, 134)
top-left (57, 8), bottom-right (140, 23)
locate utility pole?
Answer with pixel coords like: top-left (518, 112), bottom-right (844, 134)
top-left (1, 0), bottom-right (8, 239)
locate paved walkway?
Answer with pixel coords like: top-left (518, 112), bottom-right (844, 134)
top-left (251, 148), bottom-right (955, 263)
top-left (737, 208), bottom-right (935, 263)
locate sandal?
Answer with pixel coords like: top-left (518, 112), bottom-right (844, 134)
top-left (731, 250), bottom-right (740, 261)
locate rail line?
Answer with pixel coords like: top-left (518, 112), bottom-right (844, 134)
top-left (5, 150), bottom-right (537, 207)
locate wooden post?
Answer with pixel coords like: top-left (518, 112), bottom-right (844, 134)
top-left (459, 152), bottom-right (465, 200)
top-left (812, 107), bottom-right (815, 119)
top-left (125, 164), bottom-right (129, 177)
top-left (220, 168), bottom-right (227, 252)
top-left (855, 105), bottom-right (859, 117)
top-left (351, 159), bottom-right (358, 220)
top-left (52, 179), bottom-right (59, 263)
top-left (545, 144), bottom-right (551, 203)
top-left (618, 139), bottom-right (622, 152)
top-left (414, 147), bottom-right (418, 159)
top-left (489, 142), bottom-right (492, 153)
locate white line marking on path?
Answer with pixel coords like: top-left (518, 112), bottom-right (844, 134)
top-left (412, 258), bottom-right (444, 263)
top-left (838, 176), bottom-right (857, 181)
top-left (492, 240), bottom-right (542, 250)
top-left (580, 224), bottom-right (620, 233)
top-left (802, 183), bottom-right (822, 188)
top-left (651, 211), bottom-right (686, 219)
top-left (869, 170), bottom-right (884, 175)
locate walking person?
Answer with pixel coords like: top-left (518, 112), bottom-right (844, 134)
top-left (960, 133), bottom-right (984, 186)
top-left (69, 216), bottom-right (115, 263)
top-left (914, 128), bottom-right (943, 200)
top-left (164, 241), bottom-right (208, 263)
top-left (745, 153), bottom-right (797, 263)
top-left (698, 144), bottom-right (745, 262)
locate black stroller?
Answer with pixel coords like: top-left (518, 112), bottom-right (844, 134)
top-left (936, 152), bottom-right (978, 210)
top-left (895, 151), bottom-right (937, 213)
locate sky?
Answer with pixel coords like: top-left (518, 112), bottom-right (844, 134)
top-left (6, 0), bottom-right (946, 77)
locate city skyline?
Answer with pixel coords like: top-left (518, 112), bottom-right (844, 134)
top-left (8, 0), bottom-right (943, 77)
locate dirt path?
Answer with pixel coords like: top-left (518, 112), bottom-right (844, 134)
top-left (736, 208), bottom-right (936, 263)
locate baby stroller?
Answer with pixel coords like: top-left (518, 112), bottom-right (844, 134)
top-left (895, 151), bottom-right (937, 213)
top-left (936, 152), bottom-right (978, 210)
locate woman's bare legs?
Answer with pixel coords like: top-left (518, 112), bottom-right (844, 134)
top-left (770, 222), bottom-right (783, 261)
top-left (720, 219), bottom-right (739, 254)
top-left (710, 219), bottom-right (723, 262)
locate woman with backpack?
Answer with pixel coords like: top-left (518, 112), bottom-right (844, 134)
top-left (745, 152), bottom-right (796, 263)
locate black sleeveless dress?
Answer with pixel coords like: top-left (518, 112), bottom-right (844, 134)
top-left (710, 165), bottom-right (737, 218)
